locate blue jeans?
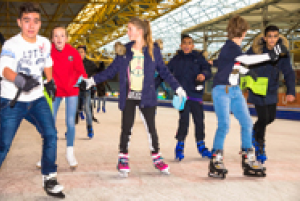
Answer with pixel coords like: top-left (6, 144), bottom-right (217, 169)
top-left (98, 97), bottom-right (106, 108)
top-left (212, 85), bottom-right (253, 151)
top-left (53, 96), bottom-right (78, 147)
top-left (82, 90), bottom-right (93, 126)
top-left (0, 97), bottom-right (57, 175)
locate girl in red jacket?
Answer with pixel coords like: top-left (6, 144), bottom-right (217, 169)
top-left (50, 26), bottom-right (87, 169)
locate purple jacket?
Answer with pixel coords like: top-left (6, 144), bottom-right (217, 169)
top-left (93, 41), bottom-right (180, 110)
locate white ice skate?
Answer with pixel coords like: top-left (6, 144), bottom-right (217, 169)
top-left (66, 146), bottom-right (78, 169)
top-left (36, 160), bottom-right (42, 169)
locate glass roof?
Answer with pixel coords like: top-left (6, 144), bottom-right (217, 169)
top-left (100, 0), bottom-right (261, 56)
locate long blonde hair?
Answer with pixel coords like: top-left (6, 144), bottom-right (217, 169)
top-left (129, 17), bottom-right (154, 61)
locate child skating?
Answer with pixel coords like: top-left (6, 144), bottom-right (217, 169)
top-left (80, 17), bottom-right (186, 177)
top-left (0, 3), bottom-right (64, 198)
top-left (246, 25), bottom-right (295, 166)
top-left (157, 34), bottom-right (212, 161)
top-left (36, 26), bottom-right (87, 170)
top-left (208, 15), bottom-right (287, 179)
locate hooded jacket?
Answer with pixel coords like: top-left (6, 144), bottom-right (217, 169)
top-left (93, 41), bottom-right (180, 111)
top-left (165, 50), bottom-right (212, 99)
top-left (246, 34), bottom-right (295, 106)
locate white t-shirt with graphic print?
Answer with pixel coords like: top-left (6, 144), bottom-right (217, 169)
top-left (0, 33), bottom-right (53, 102)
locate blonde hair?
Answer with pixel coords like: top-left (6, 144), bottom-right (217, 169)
top-left (129, 17), bottom-right (154, 61)
top-left (51, 25), bottom-right (68, 40)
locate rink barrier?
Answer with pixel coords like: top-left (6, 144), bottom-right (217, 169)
top-left (105, 97), bottom-right (300, 121)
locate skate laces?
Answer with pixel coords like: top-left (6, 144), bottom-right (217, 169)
top-left (119, 157), bottom-right (129, 167)
top-left (197, 141), bottom-right (212, 158)
top-left (44, 177), bottom-right (60, 190)
top-left (213, 153), bottom-right (225, 169)
top-left (243, 149), bottom-right (262, 168)
top-left (153, 155), bottom-right (167, 168)
top-left (46, 178), bottom-right (58, 185)
top-left (197, 141), bottom-right (208, 152)
top-left (176, 142), bottom-right (184, 151)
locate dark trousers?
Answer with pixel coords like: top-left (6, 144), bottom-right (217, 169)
top-left (176, 100), bottom-right (205, 142)
top-left (120, 99), bottom-right (159, 154)
top-left (253, 104), bottom-right (277, 143)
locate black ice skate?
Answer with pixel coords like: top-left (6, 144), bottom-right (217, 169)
top-left (241, 148), bottom-right (266, 177)
top-left (43, 173), bottom-right (65, 199)
top-left (208, 150), bottom-right (228, 179)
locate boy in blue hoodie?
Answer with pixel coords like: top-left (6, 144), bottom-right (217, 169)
top-left (165, 34), bottom-right (212, 161)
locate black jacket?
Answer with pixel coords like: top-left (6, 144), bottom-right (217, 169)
top-left (157, 50), bottom-right (211, 98)
top-left (246, 34), bottom-right (295, 106)
top-left (83, 58), bottom-right (98, 78)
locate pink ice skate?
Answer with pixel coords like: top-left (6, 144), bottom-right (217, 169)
top-left (117, 153), bottom-right (130, 178)
top-left (152, 153), bottom-right (170, 175)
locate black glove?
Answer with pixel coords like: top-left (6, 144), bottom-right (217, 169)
top-left (269, 40), bottom-right (288, 61)
top-left (44, 79), bottom-right (56, 101)
top-left (14, 73), bottom-right (40, 92)
top-left (245, 70), bottom-right (258, 81)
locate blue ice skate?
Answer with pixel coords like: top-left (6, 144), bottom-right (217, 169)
top-left (175, 141), bottom-right (184, 161)
top-left (197, 141), bottom-right (212, 159)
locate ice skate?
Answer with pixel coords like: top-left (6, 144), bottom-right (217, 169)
top-left (117, 153), bottom-right (130, 178)
top-left (208, 150), bottom-right (228, 179)
top-left (66, 147), bottom-right (78, 170)
top-left (197, 141), bottom-right (212, 159)
top-left (87, 125), bottom-right (94, 139)
top-left (241, 148), bottom-right (266, 177)
top-left (175, 141), bottom-right (184, 161)
top-left (43, 173), bottom-right (65, 199)
top-left (152, 153), bottom-right (170, 175)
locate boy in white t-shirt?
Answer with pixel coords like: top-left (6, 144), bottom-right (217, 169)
top-left (0, 3), bottom-right (64, 198)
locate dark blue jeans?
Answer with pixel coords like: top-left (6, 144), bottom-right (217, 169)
top-left (82, 90), bottom-right (93, 126)
top-left (0, 97), bottom-right (57, 175)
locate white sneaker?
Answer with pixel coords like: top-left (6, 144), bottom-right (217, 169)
top-left (36, 161), bottom-right (42, 169)
top-left (66, 146), bottom-right (78, 169)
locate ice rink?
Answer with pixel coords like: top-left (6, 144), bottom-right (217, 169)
top-left (0, 101), bottom-right (299, 201)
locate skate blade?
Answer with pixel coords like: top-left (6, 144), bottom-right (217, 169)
top-left (175, 156), bottom-right (184, 161)
top-left (208, 172), bottom-right (226, 179)
top-left (70, 164), bottom-right (78, 170)
top-left (46, 191), bottom-right (65, 199)
top-left (159, 167), bottom-right (170, 175)
top-left (244, 170), bottom-right (266, 177)
top-left (161, 170), bottom-right (170, 175)
top-left (118, 171), bottom-right (129, 178)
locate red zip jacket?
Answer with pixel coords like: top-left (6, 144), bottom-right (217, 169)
top-left (51, 43), bottom-right (87, 97)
